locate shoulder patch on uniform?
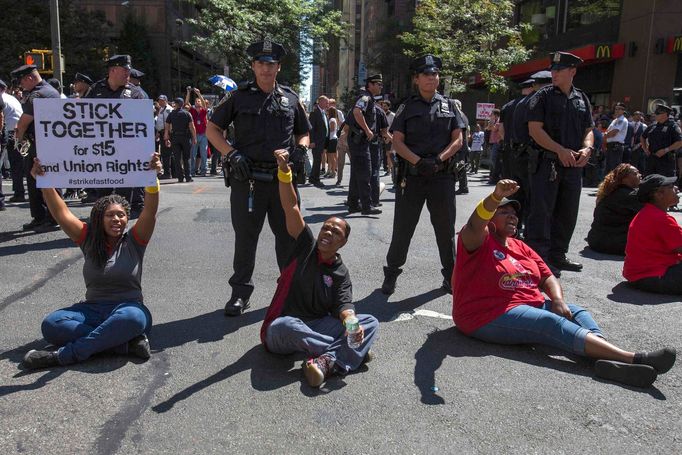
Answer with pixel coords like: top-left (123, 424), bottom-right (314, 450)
top-left (395, 103), bottom-right (405, 117)
top-left (528, 93), bottom-right (540, 110)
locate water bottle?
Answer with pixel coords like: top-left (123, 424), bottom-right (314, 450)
top-left (345, 315), bottom-right (361, 348)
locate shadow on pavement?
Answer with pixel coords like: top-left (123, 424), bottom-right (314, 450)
top-left (355, 288), bottom-right (447, 322)
top-left (303, 212), bottom-right (349, 225)
top-left (414, 327), bottom-right (665, 405)
top-left (0, 237), bottom-right (76, 256)
top-left (578, 246), bottom-right (624, 261)
top-left (607, 282), bottom-right (681, 305)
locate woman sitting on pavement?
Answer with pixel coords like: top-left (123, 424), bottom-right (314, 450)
top-left (587, 163), bottom-right (643, 255)
top-left (623, 174), bottom-right (682, 294)
top-left (260, 149), bottom-right (378, 388)
top-left (22, 155), bottom-right (162, 369)
top-left (452, 179), bottom-right (676, 388)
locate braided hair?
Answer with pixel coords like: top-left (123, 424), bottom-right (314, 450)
top-left (87, 194), bottom-right (130, 268)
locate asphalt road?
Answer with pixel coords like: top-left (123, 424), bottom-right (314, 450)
top-left (1, 166), bottom-right (681, 455)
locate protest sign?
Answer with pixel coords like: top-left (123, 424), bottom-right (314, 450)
top-left (476, 103), bottom-right (496, 120)
top-left (33, 98), bottom-right (156, 188)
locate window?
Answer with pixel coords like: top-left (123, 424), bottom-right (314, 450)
top-left (566, 0), bottom-right (621, 31)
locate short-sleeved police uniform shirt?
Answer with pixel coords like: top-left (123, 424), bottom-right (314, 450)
top-left (500, 97), bottom-right (521, 143)
top-left (347, 89), bottom-right (377, 132)
top-left (21, 80), bottom-right (61, 137)
top-left (642, 120), bottom-right (682, 153)
top-left (166, 108), bottom-right (193, 137)
top-left (85, 79), bottom-right (147, 100)
top-left (209, 82), bottom-right (310, 163)
top-left (390, 93), bottom-right (465, 157)
top-left (526, 84), bottom-right (594, 153)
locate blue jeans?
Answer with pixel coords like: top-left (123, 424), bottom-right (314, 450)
top-left (190, 134), bottom-right (208, 175)
top-left (265, 314), bottom-right (378, 373)
top-left (41, 301), bottom-right (152, 365)
top-left (471, 301), bottom-right (603, 356)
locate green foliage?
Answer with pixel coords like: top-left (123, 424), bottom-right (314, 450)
top-left (186, 0), bottom-right (346, 88)
top-left (117, 14), bottom-right (160, 96)
top-left (0, 0), bottom-right (112, 91)
top-left (399, 0), bottom-right (529, 93)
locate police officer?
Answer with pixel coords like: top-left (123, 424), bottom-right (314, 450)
top-left (526, 52), bottom-right (595, 276)
top-left (164, 97), bottom-right (197, 182)
top-left (206, 39), bottom-right (311, 316)
top-left (83, 55), bottom-right (147, 211)
top-left (370, 101), bottom-right (389, 207)
top-left (72, 72), bottom-right (93, 98)
top-left (640, 104), bottom-right (682, 177)
top-left (346, 74), bottom-right (383, 215)
top-left (381, 55), bottom-right (465, 295)
top-left (11, 64), bottom-right (61, 231)
top-left (129, 68), bottom-right (149, 99)
top-left (508, 71), bottom-right (552, 234)
top-left (453, 99), bottom-right (470, 194)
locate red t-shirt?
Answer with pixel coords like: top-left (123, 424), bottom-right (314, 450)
top-left (189, 107), bottom-right (208, 135)
top-left (452, 234), bottom-right (552, 335)
top-left (623, 203), bottom-right (682, 281)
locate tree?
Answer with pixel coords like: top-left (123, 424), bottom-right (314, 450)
top-left (186, 0), bottom-right (346, 90)
top-left (117, 14), bottom-right (160, 96)
top-left (399, 0), bottom-right (530, 93)
top-left (0, 0), bottom-right (112, 91)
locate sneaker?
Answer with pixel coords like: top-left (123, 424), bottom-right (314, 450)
top-left (22, 349), bottom-right (60, 370)
top-left (303, 354), bottom-right (334, 388)
top-left (594, 360), bottom-right (657, 388)
top-left (128, 334), bottom-right (151, 360)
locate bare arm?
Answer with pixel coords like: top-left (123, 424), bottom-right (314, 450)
top-left (528, 121), bottom-right (576, 167)
top-left (392, 131), bottom-right (421, 165)
top-left (206, 121), bottom-right (236, 157)
top-left (131, 154), bottom-right (162, 243)
top-left (353, 107), bottom-right (373, 139)
top-left (438, 128), bottom-right (463, 162)
top-left (655, 140), bottom-right (682, 158)
top-left (16, 113), bottom-right (33, 142)
top-left (274, 150), bottom-right (305, 239)
top-left (539, 275), bottom-right (572, 319)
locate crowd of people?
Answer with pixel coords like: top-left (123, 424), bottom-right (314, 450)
top-left (1, 41), bottom-right (680, 389)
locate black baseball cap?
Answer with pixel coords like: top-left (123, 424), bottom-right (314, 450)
top-left (634, 174), bottom-right (677, 202)
top-left (497, 198), bottom-right (521, 214)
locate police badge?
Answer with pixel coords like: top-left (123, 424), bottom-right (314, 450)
top-left (425, 55), bottom-right (434, 66)
top-left (263, 38), bottom-right (272, 53)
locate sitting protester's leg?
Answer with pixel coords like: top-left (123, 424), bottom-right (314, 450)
top-left (41, 303), bottom-right (100, 346)
top-left (308, 313), bottom-right (378, 373)
top-left (266, 315), bottom-right (337, 357)
top-left (630, 263), bottom-right (682, 295)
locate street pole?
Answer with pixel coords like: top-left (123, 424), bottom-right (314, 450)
top-left (50, 0), bottom-right (63, 87)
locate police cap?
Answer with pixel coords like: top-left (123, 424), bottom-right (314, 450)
top-left (47, 78), bottom-right (62, 92)
top-left (634, 174), bottom-right (678, 202)
top-left (246, 39), bottom-right (286, 62)
top-left (10, 64), bottom-right (37, 79)
top-left (174, 97), bottom-right (184, 106)
top-left (549, 52), bottom-right (583, 70)
top-left (366, 74), bottom-right (383, 83)
top-left (519, 79), bottom-right (534, 88)
top-left (130, 68), bottom-right (145, 79)
top-left (410, 54), bottom-right (442, 74)
top-left (654, 104), bottom-right (673, 115)
top-left (531, 70), bottom-right (552, 83)
top-left (74, 72), bottom-right (93, 85)
top-left (0, 79), bottom-right (6, 89)
top-left (107, 55), bottom-right (132, 69)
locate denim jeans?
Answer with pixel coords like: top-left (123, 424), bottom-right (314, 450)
top-left (41, 301), bottom-right (152, 365)
top-left (265, 314), bottom-right (378, 373)
top-left (471, 301), bottom-right (603, 356)
top-left (190, 134), bottom-right (208, 175)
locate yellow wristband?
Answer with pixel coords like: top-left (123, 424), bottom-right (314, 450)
top-left (145, 178), bottom-right (160, 194)
top-left (490, 192), bottom-right (502, 203)
top-left (475, 199), bottom-right (495, 220)
top-left (277, 168), bottom-right (293, 183)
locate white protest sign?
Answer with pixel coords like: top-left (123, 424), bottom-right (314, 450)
top-left (33, 98), bottom-right (156, 188)
top-left (476, 103), bottom-right (496, 120)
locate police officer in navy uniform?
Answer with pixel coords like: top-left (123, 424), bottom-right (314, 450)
top-left (640, 104), bottom-right (682, 178)
top-left (83, 55), bottom-right (147, 212)
top-left (370, 101), bottom-right (389, 207)
top-left (72, 72), bottom-right (93, 98)
top-left (11, 64), bottom-right (61, 231)
top-left (526, 52), bottom-right (595, 276)
top-left (381, 54), bottom-right (465, 295)
top-left (129, 68), bottom-right (149, 99)
top-left (206, 39), bottom-right (311, 316)
top-left (508, 71), bottom-right (552, 234)
top-left (346, 74), bottom-right (383, 215)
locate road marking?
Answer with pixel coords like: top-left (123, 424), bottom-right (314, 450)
top-left (193, 186), bottom-right (208, 194)
top-left (390, 309), bottom-right (452, 322)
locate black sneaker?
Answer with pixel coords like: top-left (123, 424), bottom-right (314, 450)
top-left (594, 360), bottom-right (657, 388)
top-left (128, 334), bottom-right (151, 360)
top-left (382, 274), bottom-right (398, 295)
top-left (22, 350), bottom-right (60, 370)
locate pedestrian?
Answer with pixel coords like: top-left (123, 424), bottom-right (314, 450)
top-left (82, 55), bottom-right (147, 215)
top-left (469, 123), bottom-right (484, 173)
top-left (345, 74), bottom-right (383, 215)
top-left (326, 105), bottom-right (339, 179)
top-left (369, 102), bottom-right (389, 207)
top-left (184, 87), bottom-right (209, 176)
top-left (603, 102), bottom-right (628, 175)
top-left (381, 54), bottom-right (465, 295)
top-left (640, 104), bottom-right (682, 177)
top-left (205, 39), bottom-right (311, 317)
top-left (379, 100), bottom-right (395, 175)
top-left (453, 179), bottom-right (676, 388)
top-left (0, 78), bottom-right (24, 204)
top-left (11, 64), bottom-right (61, 231)
top-left (309, 95), bottom-right (329, 186)
top-left (629, 111), bottom-right (647, 173)
top-left (453, 99), bottom-right (470, 195)
top-left (526, 51), bottom-right (595, 277)
top-left (21, 154), bottom-right (162, 370)
top-left (261, 149), bottom-right (379, 388)
top-left (486, 109), bottom-right (501, 184)
top-left (164, 97), bottom-right (197, 183)
top-left (155, 95), bottom-right (174, 179)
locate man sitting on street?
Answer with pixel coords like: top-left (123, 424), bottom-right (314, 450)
top-left (260, 149), bottom-right (379, 388)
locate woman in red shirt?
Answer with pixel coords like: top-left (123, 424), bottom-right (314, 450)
top-left (453, 179), bottom-right (676, 388)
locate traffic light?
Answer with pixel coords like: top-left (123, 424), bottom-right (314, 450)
top-left (24, 52), bottom-right (45, 70)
